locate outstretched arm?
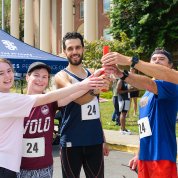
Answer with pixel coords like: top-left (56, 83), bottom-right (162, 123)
top-left (54, 68), bottom-right (110, 105)
top-left (135, 60), bottom-right (178, 84)
top-left (101, 52), bottom-right (178, 84)
top-left (104, 65), bottom-right (158, 94)
top-left (34, 76), bottom-right (104, 107)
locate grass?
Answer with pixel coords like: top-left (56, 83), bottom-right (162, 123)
top-left (100, 100), bottom-right (139, 134)
top-left (100, 98), bottom-right (178, 137)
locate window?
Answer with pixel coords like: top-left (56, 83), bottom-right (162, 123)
top-left (103, 0), bottom-right (110, 13)
top-left (103, 28), bottom-right (113, 41)
top-left (80, 1), bottom-right (84, 19)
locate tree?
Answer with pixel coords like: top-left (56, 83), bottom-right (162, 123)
top-left (109, 0), bottom-right (178, 60)
top-left (83, 34), bottom-right (140, 69)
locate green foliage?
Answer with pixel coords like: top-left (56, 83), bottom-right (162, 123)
top-left (0, 0), bottom-right (11, 32)
top-left (100, 90), bottom-right (113, 99)
top-left (83, 37), bottom-right (141, 69)
top-left (109, 0), bottom-right (178, 59)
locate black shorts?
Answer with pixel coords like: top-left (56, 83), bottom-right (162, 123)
top-left (130, 91), bottom-right (139, 98)
top-left (60, 144), bottom-right (104, 178)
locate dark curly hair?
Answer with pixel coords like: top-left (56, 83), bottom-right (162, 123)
top-left (62, 32), bottom-right (84, 50)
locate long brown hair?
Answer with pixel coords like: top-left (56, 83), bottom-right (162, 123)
top-left (0, 58), bottom-right (14, 72)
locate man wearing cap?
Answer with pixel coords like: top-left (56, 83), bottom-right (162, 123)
top-left (102, 48), bottom-right (178, 178)
top-left (101, 48), bottom-right (178, 84)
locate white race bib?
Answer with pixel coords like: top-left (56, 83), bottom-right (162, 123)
top-left (81, 97), bottom-right (100, 120)
top-left (138, 117), bottom-right (152, 139)
top-left (22, 137), bottom-right (45, 157)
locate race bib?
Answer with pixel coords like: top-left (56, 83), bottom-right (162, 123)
top-left (81, 97), bottom-right (100, 120)
top-left (22, 137), bottom-right (45, 157)
top-left (138, 117), bottom-right (152, 139)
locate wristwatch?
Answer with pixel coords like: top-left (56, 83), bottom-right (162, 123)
top-left (120, 70), bottom-right (129, 80)
top-left (131, 56), bottom-right (139, 68)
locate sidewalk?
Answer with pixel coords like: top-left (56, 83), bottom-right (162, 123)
top-left (104, 129), bottom-right (178, 156)
top-left (104, 129), bottom-right (139, 154)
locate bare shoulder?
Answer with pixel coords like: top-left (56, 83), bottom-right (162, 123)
top-left (88, 68), bottom-right (95, 74)
top-left (54, 70), bottom-right (71, 88)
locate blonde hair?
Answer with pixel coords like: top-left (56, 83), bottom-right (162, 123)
top-left (0, 58), bottom-right (14, 72)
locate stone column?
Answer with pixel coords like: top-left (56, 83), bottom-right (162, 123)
top-left (52, 0), bottom-right (57, 54)
top-left (40, 0), bottom-right (50, 52)
top-left (24, 0), bottom-right (34, 46)
top-left (34, 0), bottom-right (40, 48)
top-left (10, 0), bottom-right (19, 38)
top-left (61, 0), bottom-right (73, 38)
top-left (84, 0), bottom-right (98, 41)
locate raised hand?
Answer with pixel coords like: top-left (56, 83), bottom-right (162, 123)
top-left (80, 76), bottom-right (105, 91)
top-left (101, 52), bottom-right (131, 66)
top-left (102, 65), bottom-right (123, 79)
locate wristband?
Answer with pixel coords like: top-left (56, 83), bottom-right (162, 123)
top-left (120, 70), bottom-right (129, 80)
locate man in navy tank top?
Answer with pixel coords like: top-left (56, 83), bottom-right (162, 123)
top-left (55, 32), bottom-right (110, 178)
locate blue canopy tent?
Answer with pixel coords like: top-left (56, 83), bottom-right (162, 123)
top-left (0, 30), bottom-right (68, 74)
top-left (0, 30), bottom-right (68, 93)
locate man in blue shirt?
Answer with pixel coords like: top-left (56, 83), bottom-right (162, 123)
top-left (102, 48), bottom-right (178, 178)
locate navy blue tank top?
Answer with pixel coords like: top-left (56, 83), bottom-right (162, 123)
top-left (59, 68), bottom-right (104, 147)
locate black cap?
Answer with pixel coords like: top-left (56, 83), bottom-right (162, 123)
top-left (27, 62), bottom-right (51, 74)
top-left (151, 48), bottom-right (173, 63)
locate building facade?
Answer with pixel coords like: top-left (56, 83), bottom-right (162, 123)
top-left (10, 0), bottom-right (111, 55)
top-left (8, 0), bottom-right (178, 66)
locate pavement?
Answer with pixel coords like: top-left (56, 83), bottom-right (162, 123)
top-left (104, 129), bottom-right (178, 157)
top-left (104, 129), bottom-right (139, 154)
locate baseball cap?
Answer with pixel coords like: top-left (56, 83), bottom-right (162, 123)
top-left (151, 47), bottom-right (173, 62)
top-left (27, 62), bottom-right (51, 74)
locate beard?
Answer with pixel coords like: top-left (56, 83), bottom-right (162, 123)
top-left (68, 54), bottom-right (83, 66)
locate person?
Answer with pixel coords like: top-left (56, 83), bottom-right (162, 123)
top-left (117, 79), bottom-right (131, 135)
top-left (54, 32), bottom-right (110, 178)
top-left (18, 62), bottom-right (100, 178)
top-left (101, 48), bottom-right (178, 84)
top-left (0, 58), bottom-right (105, 178)
top-left (111, 79), bottom-right (120, 125)
top-left (128, 68), bottom-right (140, 117)
top-left (102, 48), bottom-right (178, 177)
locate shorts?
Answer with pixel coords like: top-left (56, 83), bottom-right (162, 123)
top-left (16, 165), bottom-right (53, 178)
top-left (138, 160), bottom-right (177, 178)
top-left (118, 99), bottom-right (130, 112)
top-left (130, 91), bottom-right (139, 98)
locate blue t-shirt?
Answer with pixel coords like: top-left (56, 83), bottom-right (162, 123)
top-left (139, 80), bottom-right (178, 163)
top-left (59, 68), bottom-right (104, 147)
